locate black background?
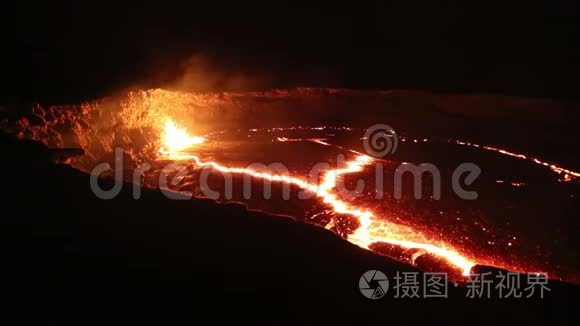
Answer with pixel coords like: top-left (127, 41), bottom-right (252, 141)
top-left (1, 1), bottom-right (579, 104)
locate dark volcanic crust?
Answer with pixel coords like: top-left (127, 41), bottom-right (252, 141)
top-left (0, 133), bottom-right (576, 324)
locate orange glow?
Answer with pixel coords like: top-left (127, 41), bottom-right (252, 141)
top-left (160, 120), bottom-right (205, 153)
top-left (17, 89), bottom-right (576, 281)
top-left (160, 125), bottom-right (476, 276)
top-left (454, 140), bottom-right (579, 180)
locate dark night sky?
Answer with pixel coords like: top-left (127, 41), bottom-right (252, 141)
top-left (1, 2), bottom-right (579, 104)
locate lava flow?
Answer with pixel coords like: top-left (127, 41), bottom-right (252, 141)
top-left (159, 120), bottom-right (476, 276)
top-left (14, 88), bottom-right (579, 282)
top-left (454, 140), bottom-right (580, 181)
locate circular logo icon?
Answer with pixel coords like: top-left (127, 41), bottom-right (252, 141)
top-left (359, 270), bottom-right (389, 299)
top-left (363, 124), bottom-right (398, 158)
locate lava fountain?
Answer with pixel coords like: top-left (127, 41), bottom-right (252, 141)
top-left (161, 120), bottom-right (205, 153)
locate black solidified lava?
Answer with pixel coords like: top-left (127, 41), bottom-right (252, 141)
top-left (0, 132), bottom-right (576, 325)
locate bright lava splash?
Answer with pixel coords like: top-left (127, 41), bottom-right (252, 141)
top-left (159, 119), bottom-right (476, 276)
top-left (161, 120), bottom-right (205, 152)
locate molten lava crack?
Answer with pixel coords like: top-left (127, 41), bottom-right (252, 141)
top-left (159, 120), bottom-right (476, 275)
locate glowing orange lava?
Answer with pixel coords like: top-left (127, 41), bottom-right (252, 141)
top-left (454, 140), bottom-right (579, 181)
top-left (15, 89), bottom-right (577, 281)
top-left (160, 120), bottom-right (205, 153)
top-left (159, 120), bottom-right (476, 275)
